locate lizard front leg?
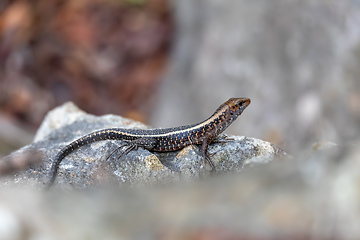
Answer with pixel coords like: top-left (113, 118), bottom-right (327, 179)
top-left (201, 135), bottom-right (215, 170)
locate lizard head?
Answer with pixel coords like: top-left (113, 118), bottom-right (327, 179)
top-left (211, 98), bottom-right (251, 134)
top-left (225, 98), bottom-right (251, 118)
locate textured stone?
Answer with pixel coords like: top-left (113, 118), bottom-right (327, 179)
top-left (0, 102), bottom-right (286, 189)
top-left (0, 141), bottom-right (359, 239)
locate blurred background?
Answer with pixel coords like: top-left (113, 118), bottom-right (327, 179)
top-left (1, 0), bottom-right (360, 157)
top-left (0, 0), bottom-right (173, 156)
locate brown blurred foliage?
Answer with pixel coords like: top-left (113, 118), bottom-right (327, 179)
top-left (0, 0), bottom-right (173, 128)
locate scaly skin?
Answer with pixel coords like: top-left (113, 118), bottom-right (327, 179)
top-left (48, 98), bottom-right (251, 188)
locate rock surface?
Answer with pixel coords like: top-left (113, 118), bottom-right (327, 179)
top-left (0, 102), bottom-right (286, 189)
top-left (0, 103), bottom-right (359, 239)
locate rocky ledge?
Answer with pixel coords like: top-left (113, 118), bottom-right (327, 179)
top-left (0, 102), bottom-right (287, 189)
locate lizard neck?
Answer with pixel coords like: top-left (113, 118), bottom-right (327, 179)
top-left (197, 103), bottom-right (237, 136)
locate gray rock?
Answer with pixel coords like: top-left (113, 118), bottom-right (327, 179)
top-left (0, 140), bottom-right (359, 239)
top-left (0, 102), bottom-right (286, 189)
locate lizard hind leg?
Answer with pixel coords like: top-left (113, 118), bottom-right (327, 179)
top-left (105, 137), bottom-right (156, 161)
top-left (105, 143), bottom-right (127, 161)
top-left (117, 144), bottom-right (137, 160)
top-left (105, 143), bottom-right (136, 161)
